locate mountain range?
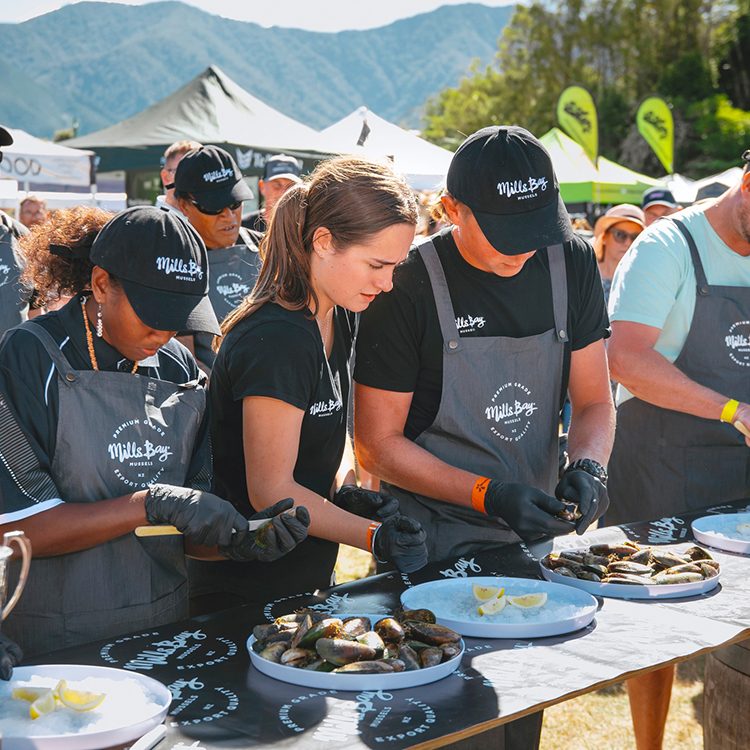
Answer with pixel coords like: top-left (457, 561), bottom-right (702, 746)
top-left (0, 2), bottom-right (512, 139)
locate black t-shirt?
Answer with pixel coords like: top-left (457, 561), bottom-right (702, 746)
top-left (241, 210), bottom-right (267, 235)
top-left (354, 228), bottom-right (609, 441)
top-left (0, 293), bottom-right (212, 519)
top-left (210, 302), bottom-right (356, 515)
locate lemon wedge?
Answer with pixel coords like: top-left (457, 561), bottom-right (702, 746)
top-left (12, 686), bottom-right (48, 702)
top-left (57, 680), bottom-right (106, 712)
top-left (472, 583), bottom-right (505, 603)
top-left (507, 592), bottom-right (548, 610)
top-left (478, 592), bottom-right (507, 615)
top-left (29, 689), bottom-right (57, 720)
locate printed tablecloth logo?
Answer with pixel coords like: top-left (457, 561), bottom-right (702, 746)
top-left (108, 418), bottom-right (175, 489)
top-left (0, 263), bottom-right (10, 288)
top-left (485, 382), bottom-right (537, 442)
top-left (725, 320), bottom-right (750, 366)
top-left (215, 272), bottom-right (251, 308)
top-left (166, 676), bottom-right (239, 727)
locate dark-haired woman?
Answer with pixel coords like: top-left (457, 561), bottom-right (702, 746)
top-left (0, 205), bottom-right (309, 656)
top-left (203, 156), bottom-right (428, 609)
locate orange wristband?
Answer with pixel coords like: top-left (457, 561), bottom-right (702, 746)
top-left (366, 522), bottom-right (382, 553)
top-left (472, 477), bottom-right (491, 514)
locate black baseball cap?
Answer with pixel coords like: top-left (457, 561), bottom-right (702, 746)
top-left (263, 154), bottom-right (302, 183)
top-left (0, 125), bottom-right (13, 147)
top-left (173, 146), bottom-right (254, 212)
top-left (447, 126), bottom-right (574, 256)
top-left (641, 186), bottom-right (678, 210)
top-left (90, 206), bottom-right (221, 335)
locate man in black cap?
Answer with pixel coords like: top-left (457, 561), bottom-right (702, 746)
top-left (354, 125), bottom-right (614, 749)
top-left (172, 145), bottom-right (262, 372)
top-left (641, 186), bottom-right (683, 227)
top-left (241, 153), bottom-right (302, 234)
top-left (0, 124), bottom-right (31, 335)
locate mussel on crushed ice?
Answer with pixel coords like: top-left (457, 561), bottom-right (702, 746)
top-left (541, 542), bottom-right (719, 586)
top-left (252, 609), bottom-right (462, 673)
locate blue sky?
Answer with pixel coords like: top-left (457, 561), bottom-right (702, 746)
top-left (1, 0), bottom-right (516, 29)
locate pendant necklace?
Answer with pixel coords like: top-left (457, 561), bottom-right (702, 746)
top-left (81, 296), bottom-right (139, 374)
top-left (316, 307), bottom-right (342, 407)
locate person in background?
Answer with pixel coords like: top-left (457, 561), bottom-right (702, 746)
top-left (641, 186), bottom-right (683, 227)
top-left (173, 146), bottom-right (262, 372)
top-left (19, 195), bottom-right (49, 229)
top-left (196, 155), bottom-right (428, 615)
top-left (593, 204), bottom-right (646, 305)
top-left (156, 140), bottom-right (203, 215)
top-left (0, 633), bottom-right (22, 679)
top-left (0, 125), bottom-right (30, 335)
top-left (0, 206), bottom-right (309, 656)
top-left (241, 154), bottom-right (302, 234)
top-left (608, 149), bottom-right (750, 750)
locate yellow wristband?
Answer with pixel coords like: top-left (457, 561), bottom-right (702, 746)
top-left (472, 477), bottom-right (491, 514)
top-left (721, 399), bottom-right (740, 423)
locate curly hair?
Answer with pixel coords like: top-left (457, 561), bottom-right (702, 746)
top-left (19, 205), bottom-right (114, 306)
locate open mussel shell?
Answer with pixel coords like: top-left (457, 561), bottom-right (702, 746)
top-left (297, 617), bottom-right (344, 649)
top-left (342, 616), bottom-right (372, 638)
top-left (374, 617), bottom-right (406, 642)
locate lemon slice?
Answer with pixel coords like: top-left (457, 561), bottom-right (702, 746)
top-left (57, 681), bottom-right (106, 712)
top-left (12, 686), bottom-right (48, 702)
top-left (507, 592), bottom-right (548, 610)
top-left (29, 689), bottom-right (57, 719)
top-left (478, 592), bottom-right (507, 615)
top-left (472, 583), bottom-right (504, 603)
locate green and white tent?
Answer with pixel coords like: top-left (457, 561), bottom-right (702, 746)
top-left (540, 128), bottom-right (664, 205)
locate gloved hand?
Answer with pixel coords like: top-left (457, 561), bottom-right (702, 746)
top-left (555, 469), bottom-right (609, 534)
top-left (219, 498), bottom-right (311, 563)
top-left (0, 632), bottom-right (23, 680)
top-left (483, 480), bottom-right (574, 542)
top-left (333, 485), bottom-right (400, 521)
top-left (372, 515), bottom-right (428, 573)
top-left (144, 484), bottom-right (248, 547)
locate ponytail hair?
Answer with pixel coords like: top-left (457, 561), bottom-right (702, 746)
top-left (217, 155), bottom-right (418, 349)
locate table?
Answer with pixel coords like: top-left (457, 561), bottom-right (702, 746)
top-left (26, 499), bottom-right (750, 749)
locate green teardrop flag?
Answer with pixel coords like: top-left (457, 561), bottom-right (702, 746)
top-left (556, 85), bottom-right (599, 166)
top-left (637, 96), bottom-right (674, 174)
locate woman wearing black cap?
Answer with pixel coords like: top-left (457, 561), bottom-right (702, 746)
top-left (202, 156), bottom-right (428, 610)
top-left (0, 206), bottom-right (309, 656)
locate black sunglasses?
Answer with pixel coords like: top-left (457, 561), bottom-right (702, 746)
top-left (188, 198), bottom-right (242, 216)
top-left (607, 227), bottom-right (641, 244)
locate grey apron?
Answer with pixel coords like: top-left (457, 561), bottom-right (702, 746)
top-left (383, 239), bottom-right (568, 562)
top-left (4, 324), bottom-right (207, 656)
top-left (608, 218), bottom-right (750, 524)
top-left (195, 229), bottom-right (261, 367)
top-left (0, 216), bottom-right (28, 334)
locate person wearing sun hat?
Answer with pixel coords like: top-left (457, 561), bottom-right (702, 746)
top-left (0, 205), bottom-right (310, 656)
top-left (354, 125), bottom-right (615, 749)
top-left (592, 204), bottom-right (646, 304)
top-left (172, 145), bottom-right (262, 372)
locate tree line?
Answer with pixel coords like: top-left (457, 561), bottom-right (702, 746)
top-left (422, 0), bottom-right (750, 177)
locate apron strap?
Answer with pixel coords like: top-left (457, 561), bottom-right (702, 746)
top-left (239, 227), bottom-right (260, 253)
top-left (417, 239), bottom-right (463, 354)
top-left (671, 218), bottom-right (710, 296)
top-left (4, 323), bottom-right (79, 385)
top-left (547, 244), bottom-right (569, 343)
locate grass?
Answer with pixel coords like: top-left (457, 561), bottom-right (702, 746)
top-left (334, 544), bottom-right (706, 749)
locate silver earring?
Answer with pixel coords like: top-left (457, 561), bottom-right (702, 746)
top-left (96, 304), bottom-right (103, 338)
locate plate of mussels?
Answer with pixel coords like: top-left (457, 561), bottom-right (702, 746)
top-left (247, 610), bottom-right (465, 690)
top-left (692, 512), bottom-right (750, 555)
top-left (540, 542), bottom-right (721, 599)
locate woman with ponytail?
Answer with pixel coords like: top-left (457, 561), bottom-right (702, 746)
top-left (201, 156), bottom-right (428, 611)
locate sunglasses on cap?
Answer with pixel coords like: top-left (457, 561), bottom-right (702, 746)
top-left (187, 197), bottom-right (242, 216)
top-left (607, 227), bottom-right (641, 244)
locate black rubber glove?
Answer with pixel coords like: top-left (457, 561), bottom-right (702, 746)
top-left (0, 632), bottom-right (23, 680)
top-left (555, 469), bottom-right (609, 534)
top-left (218, 498), bottom-right (311, 562)
top-left (483, 480), bottom-right (574, 542)
top-left (333, 485), bottom-right (400, 521)
top-left (373, 515), bottom-right (428, 573)
top-left (144, 484), bottom-right (248, 548)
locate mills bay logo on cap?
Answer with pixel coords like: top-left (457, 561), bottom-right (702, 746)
top-left (203, 167), bottom-right (235, 184)
top-left (447, 126), bottom-right (574, 256)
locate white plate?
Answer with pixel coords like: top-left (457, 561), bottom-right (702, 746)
top-left (1, 665), bottom-right (171, 750)
top-left (247, 615), bottom-right (464, 691)
top-left (400, 577), bottom-right (597, 638)
top-left (692, 513), bottom-right (750, 555)
top-left (540, 547), bottom-right (720, 600)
